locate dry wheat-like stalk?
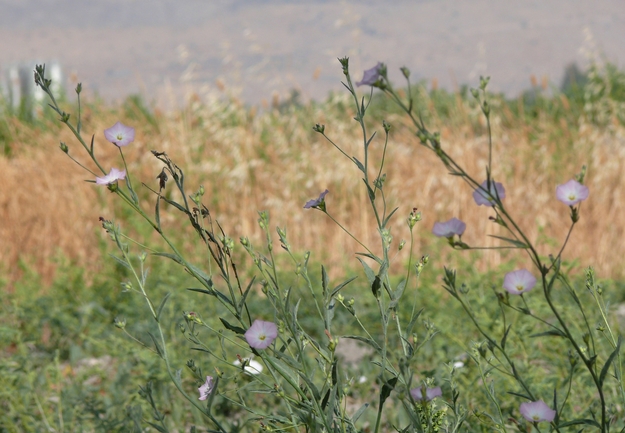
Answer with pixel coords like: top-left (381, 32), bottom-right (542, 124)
top-left (2, 91), bottom-right (623, 291)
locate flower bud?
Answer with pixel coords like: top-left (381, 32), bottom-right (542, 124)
top-left (470, 88), bottom-right (479, 99)
top-left (400, 66), bottom-right (410, 79)
top-left (382, 120), bottom-right (391, 133)
top-left (313, 123), bottom-right (325, 134)
top-left (114, 317), bottom-right (126, 329)
top-left (479, 75), bottom-right (490, 90)
top-left (75, 83), bottom-right (82, 94)
top-left (120, 281), bottom-right (132, 291)
top-left (398, 239), bottom-right (406, 251)
top-left (59, 142), bottom-right (68, 153)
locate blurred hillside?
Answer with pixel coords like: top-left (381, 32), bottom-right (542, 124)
top-left (1, 0), bottom-right (624, 107)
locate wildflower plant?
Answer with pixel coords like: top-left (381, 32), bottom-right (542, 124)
top-left (32, 49), bottom-right (624, 433)
top-left (360, 61), bottom-right (623, 431)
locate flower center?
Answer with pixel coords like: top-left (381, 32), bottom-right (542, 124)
top-left (515, 284), bottom-right (524, 292)
top-left (259, 333), bottom-right (266, 341)
top-left (568, 193), bottom-right (576, 200)
top-left (116, 133), bottom-right (123, 140)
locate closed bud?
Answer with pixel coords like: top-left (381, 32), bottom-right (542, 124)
top-left (400, 66), bottom-right (410, 79)
top-left (75, 83), bottom-right (82, 94)
top-left (60, 142), bottom-right (68, 153)
top-left (470, 88), bottom-right (479, 99)
top-left (482, 101), bottom-right (490, 115)
top-left (313, 123), bottom-right (325, 134)
top-left (398, 239), bottom-right (406, 251)
top-left (382, 120), bottom-right (391, 133)
top-left (114, 317), bottom-right (126, 329)
top-left (479, 75), bottom-right (490, 90)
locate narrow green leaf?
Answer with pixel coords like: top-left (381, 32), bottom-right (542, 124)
top-left (147, 332), bottom-right (163, 358)
top-left (355, 252), bottom-right (383, 265)
top-left (488, 234), bottom-right (528, 248)
top-left (108, 254), bottom-right (131, 269)
top-left (219, 318), bottom-right (246, 335)
top-left (530, 329), bottom-right (566, 338)
top-left (382, 207), bottom-right (399, 229)
top-left (156, 292), bottom-right (172, 322)
top-left (599, 335), bottom-right (622, 388)
top-left (404, 308), bottom-right (424, 338)
top-left (160, 196), bottom-right (189, 214)
top-left (155, 196), bottom-right (161, 230)
top-left (500, 324), bottom-right (512, 349)
top-left (506, 391), bottom-right (531, 400)
top-left (321, 265), bottom-right (329, 296)
top-left (145, 422), bottom-right (168, 433)
top-left (353, 157), bottom-right (365, 173)
top-left (556, 419), bottom-right (601, 428)
top-left (379, 376), bottom-right (398, 405)
top-left (237, 276), bottom-right (256, 314)
top-left (330, 276), bottom-right (357, 298)
top-left (342, 335), bottom-right (382, 353)
top-left (352, 403), bottom-right (369, 422)
top-left (356, 258), bottom-right (376, 285)
top-left (187, 287), bottom-right (233, 307)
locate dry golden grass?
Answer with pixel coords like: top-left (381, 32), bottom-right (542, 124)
top-left (2, 90), bottom-right (624, 290)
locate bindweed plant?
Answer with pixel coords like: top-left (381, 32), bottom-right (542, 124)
top-left (351, 61), bottom-right (624, 431)
top-left (32, 53), bottom-right (623, 433)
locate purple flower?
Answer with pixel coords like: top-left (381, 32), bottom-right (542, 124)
top-left (503, 269), bottom-right (537, 295)
top-left (245, 320), bottom-right (278, 350)
top-left (519, 400), bottom-right (556, 423)
top-left (473, 180), bottom-right (506, 207)
top-left (198, 376), bottom-right (214, 401)
top-left (432, 218), bottom-right (466, 238)
top-left (556, 179), bottom-right (589, 206)
top-left (104, 121), bottom-right (135, 147)
top-left (95, 167), bottom-right (126, 185)
top-left (356, 62), bottom-right (383, 87)
top-left (410, 386), bottom-right (442, 402)
top-left (304, 189), bottom-right (329, 211)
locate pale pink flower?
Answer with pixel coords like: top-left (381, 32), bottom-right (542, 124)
top-left (503, 269), bottom-right (537, 295)
top-left (95, 167), bottom-right (126, 185)
top-left (104, 121), bottom-right (135, 146)
top-left (432, 218), bottom-right (466, 238)
top-left (519, 400), bottom-right (556, 423)
top-left (473, 180), bottom-right (505, 207)
top-left (356, 62), bottom-right (383, 86)
top-left (304, 189), bottom-right (329, 211)
top-left (245, 320), bottom-right (278, 350)
top-left (198, 376), bottom-right (214, 401)
top-left (556, 179), bottom-right (589, 206)
top-left (411, 386), bottom-right (442, 402)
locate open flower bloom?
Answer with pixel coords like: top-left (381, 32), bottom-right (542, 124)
top-left (104, 121), bottom-right (135, 146)
top-left (356, 62), bottom-right (383, 86)
top-left (473, 180), bottom-right (505, 207)
top-left (304, 189), bottom-right (329, 211)
top-left (95, 167), bottom-right (126, 185)
top-left (503, 269), bottom-right (537, 295)
top-left (411, 386), bottom-right (442, 402)
top-left (519, 400), bottom-right (556, 423)
top-left (556, 179), bottom-right (589, 206)
top-left (233, 357), bottom-right (264, 375)
top-left (198, 376), bottom-right (214, 401)
top-left (245, 320), bottom-right (278, 350)
top-left (432, 218), bottom-right (466, 238)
